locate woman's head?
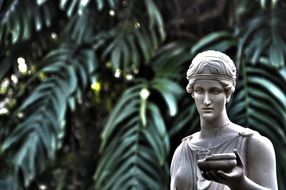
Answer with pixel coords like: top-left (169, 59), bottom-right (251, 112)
top-left (186, 50), bottom-right (236, 97)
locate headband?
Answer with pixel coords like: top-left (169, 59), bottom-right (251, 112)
top-left (187, 74), bottom-right (234, 83)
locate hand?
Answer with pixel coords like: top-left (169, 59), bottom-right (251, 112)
top-left (201, 150), bottom-right (246, 188)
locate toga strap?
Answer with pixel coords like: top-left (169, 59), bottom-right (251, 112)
top-left (237, 127), bottom-right (256, 175)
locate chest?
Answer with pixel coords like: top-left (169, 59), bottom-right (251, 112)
top-left (174, 136), bottom-right (243, 190)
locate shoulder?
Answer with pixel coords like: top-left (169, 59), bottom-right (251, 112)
top-left (181, 131), bottom-right (200, 142)
top-left (171, 133), bottom-right (197, 162)
top-left (243, 129), bottom-right (278, 188)
top-left (230, 123), bottom-right (255, 137)
top-left (243, 129), bottom-right (274, 153)
top-left (172, 136), bottom-right (190, 157)
top-left (171, 141), bottom-right (185, 161)
top-left (247, 131), bottom-right (275, 159)
top-left (181, 132), bottom-right (196, 142)
top-left (235, 126), bottom-right (275, 156)
top-left (232, 125), bottom-right (276, 163)
top-left (170, 139), bottom-right (188, 173)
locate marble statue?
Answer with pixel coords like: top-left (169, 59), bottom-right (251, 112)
top-left (170, 50), bottom-right (278, 190)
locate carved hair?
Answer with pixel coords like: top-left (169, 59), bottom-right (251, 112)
top-left (186, 50), bottom-right (236, 95)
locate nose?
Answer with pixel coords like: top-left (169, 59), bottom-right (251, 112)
top-left (203, 93), bottom-right (211, 106)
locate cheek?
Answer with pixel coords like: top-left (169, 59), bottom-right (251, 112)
top-left (208, 93), bottom-right (225, 101)
top-left (193, 94), bottom-right (203, 103)
top-left (212, 96), bottom-right (227, 106)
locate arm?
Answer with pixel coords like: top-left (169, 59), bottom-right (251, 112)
top-left (170, 143), bottom-right (183, 190)
top-left (240, 134), bottom-right (278, 190)
top-left (202, 134), bottom-right (278, 190)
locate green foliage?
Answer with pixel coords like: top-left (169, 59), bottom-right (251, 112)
top-left (0, 0), bottom-right (285, 189)
top-left (191, 31), bottom-right (237, 56)
top-left (94, 0), bottom-right (165, 73)
top-left (240, 5), bottom-right (286, 68)
top-left (229, 62), bottom-right (286, 188)
top-left (95, 82), bottom-right (174, 189)
top-left (0, 0), bottom-right (52, 45)
top-left (59, 0), bottom-right (116, 15)
top-left (152, 41), bottom-right (192, 80)
top-left (0, 57), bottom-right (12, 81)
top-left (0, 46), bottom-right (97, 189)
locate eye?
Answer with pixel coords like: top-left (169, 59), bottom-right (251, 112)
top-left (194, 87), bottom-right (204, 94)
top-left (210, 88), bottom-right (223, 94)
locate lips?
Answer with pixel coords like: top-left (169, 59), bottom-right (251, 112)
top-left (202, 108), bottom-right (213, 112)
top-left (202, 108), bottom-right (213, 110)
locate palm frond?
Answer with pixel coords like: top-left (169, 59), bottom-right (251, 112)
top-left (59, 0), bottom-right (117, 16)
top-left (191, 31), bottom-right (236, 55)
top-left (150, 78), bottom-right (183, 116)
top-left (229, 62), bottom-right (286, 141)
top-left (151, 41), bottom-right (192, 80)
top-left (229, 61), bottom-right (286, 187)
top-left (190, 30), bottom-right (239, 71)
top-left (92, 0), bottom-right (165, 74)
top-left (62, 11), bottom-right (94, 44)
top-left (0, 46), bottom-right (97, 188)
top-left (240, 6), bottom-right (286, 68)
top-left (0, 56), bottom-right (12, 81)
top-left (144, 0), bottom-right (165, 39)
top-left (0, 176), bottom-right (19, 190)
top-left (149, 41), bottom-right (199, 141)
top-left (0, 0), bottom-right (52, 45)
top-left (169, 99), bottom-right (199, 138)
top-left (95, 77), bottom-right (182, 190)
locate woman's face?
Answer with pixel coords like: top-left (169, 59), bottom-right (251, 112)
top-left (192, 80), bottom-right (229, 121)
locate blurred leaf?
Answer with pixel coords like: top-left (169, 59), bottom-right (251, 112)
top-left (0, 0), bottom-right (52, 45)
top-left (59, 0), bottom-right (117, 16)
top-left (240, 7), bottom-right (286, 68)
top-left (36, 0), bottom-right (48, 6)
top-left (229, 62), bottom-right (286, 179)
top-left (0, 176), bottom-right (19, 190)
top-left (151, 78), bottom-right (183, 116)
top-left (191, 31), bottom-right (236, 55)
top-left (0, 46), bottom-right (97, 188)
top-left (152, 41), bottom-right (192, 80)
top-left (0, 57), bottom-right (12, 81)
top-left (144, 0), bottom-right (165, 40)
top-left (94, 0), bottom-right (165, 73)
top-left (100, 25), bottom-right (162, 72)
top-left (63, 12), bottom-right (94, 44)
top-left (95, 81), bottom-right (169, 190)
top-left (169, 100), bottom-right (199, 138)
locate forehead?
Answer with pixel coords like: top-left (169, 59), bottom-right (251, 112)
top-left (193, 79), bottom-right (223, 88)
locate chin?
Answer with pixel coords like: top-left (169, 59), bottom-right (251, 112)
top-left (201, 113), bottom-right (217, 121)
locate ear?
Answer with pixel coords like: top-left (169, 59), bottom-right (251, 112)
top-left (226, 92), bottom-right (232, 103)
top-left (191, 92), bottom-right (194, 98)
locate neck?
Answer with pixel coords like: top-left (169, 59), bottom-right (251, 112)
top-left (200, 113), bottom-right (231, 138)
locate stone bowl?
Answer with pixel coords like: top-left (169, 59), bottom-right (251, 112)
top-left (198, 153), bottom-right (237, 172)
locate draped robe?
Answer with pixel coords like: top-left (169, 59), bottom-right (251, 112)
top-left (170, 128), bottom-right (255, 190)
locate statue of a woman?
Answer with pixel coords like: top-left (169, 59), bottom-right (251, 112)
top-left (170, 50), bottom-right (278, 190)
